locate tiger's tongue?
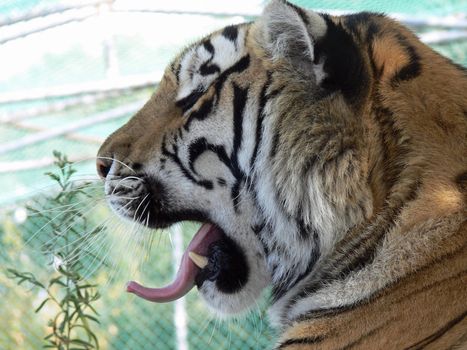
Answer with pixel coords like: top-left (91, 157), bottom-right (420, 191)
top-left (126, 223), bottom-right (222, 302)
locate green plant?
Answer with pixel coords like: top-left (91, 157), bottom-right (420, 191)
top-left (7, 151), bottom-right (102, 350)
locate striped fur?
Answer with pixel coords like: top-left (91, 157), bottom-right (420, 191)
top-left (98, 1), bottom-right (467, 348)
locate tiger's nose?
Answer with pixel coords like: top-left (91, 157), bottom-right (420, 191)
top-left (96, 158), bottom-right (113, 179)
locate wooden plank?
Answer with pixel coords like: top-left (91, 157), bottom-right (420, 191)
top-left (0, 74), bottom-right (160, 104)
top-left (0, 0), bottom-right (108, 27)
top-left (0, 101), bottom-right (142, 156)
top-left (0, 155), bottom-right (94, 173)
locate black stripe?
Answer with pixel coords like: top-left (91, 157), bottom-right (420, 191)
top-left (339, 210), bottom-right (402, 274)
top-left (188, 138), bottom-right (209, 175)
top-left (171, 61), bottom-right (181, 83)
top-left (340, 319), bottom-right (393, 350)
top-left (315, 15), bottom-right (369, 102)
top-left (231, 83), bottom-right (248, 166)
top-left (214, 55), bottom-right (250, 99)
top-left (176, 87), bottom-right (205, 114)
top-left (222, 25), bottom-right (239, 42)
top-left (342, 13), bottom-right (385, 81)
top-left (270, 123), bottom-right (281, 161)
top-left (203, 40), bottom-right (214, 54)
top-left (250, 72), bottom-right (273, 169)
top-left (251, 222), bottom-right (269, 256)
top-left (229, 83), bottom-right (249, 210)
top-left (193, 56), bottom-right (250, 128)
top-left (184, 96), bottom-right (215, 131)
top-left (162, 136), bottom-right (213, 190)
top-left (273, 227), bottom-right (320, 302)
top-left (338, 175), bottom-right (421, 275)
top-left (272, 248), bottom-right (319, 302)
top-left (187, 137), bottom-right (232, 172)
top-left (344, 12), bottom-right (384, 35)
top-left (200, 62), bottom-right (220, 76)
top-left (277, 335), bottom-right (325, 349)
top-left (132, 162), bottom-right (142, 171)
top-left (296, 305), bottom-right (354, 324)
top-left (211, 144), bottom-right (232, 169)
top-left (404, 311), bottom-right (467, 350)
top-left (200, 40), bottom-right (220, 76)
top-left (391, 34), bottom-right (421, 87)
top-left (178, 55), bottom-right (250, 122)
top-left (455, 171), bottom-right (467, 192)
top-left (186, 130), bottom-right (252, 210)
top-left (396, 269), bottom-right (467, 306)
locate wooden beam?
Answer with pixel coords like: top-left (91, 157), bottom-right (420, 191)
top-left (0, 0), bottom-right (109, 27)
top-left (8, 121), bottom-right (105, 145)
top-left (0, 9), bottom-right (97, 45)
top-left (0, 74), bottom-right (160, 104)
top-left (0, 101), bottom-right (142, 156)
top-left (0, 155), bottom-right (95, 173)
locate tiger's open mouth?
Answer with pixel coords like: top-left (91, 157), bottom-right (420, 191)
top-left (126, 223), bottom-right (225, 302)
top-left (104, 163), bottom-right (251, 305)
top-left (106, 176), bottom-right (248, 302)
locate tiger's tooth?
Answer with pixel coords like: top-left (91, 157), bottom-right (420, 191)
top-left (188, 251), bottom-right (208, 269)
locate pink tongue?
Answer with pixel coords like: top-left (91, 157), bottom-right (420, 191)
top-left (126, 223), bottom-right (222, 302)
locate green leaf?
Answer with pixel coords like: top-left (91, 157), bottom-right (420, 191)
top-left (70, 339), bottom-right (93, 346)
top-left (44, 172), bottom-right (61, 183)
top-left (86, 304), bottom-right (99, 315)
top-left (83, 314), bottom-right (100, 324)
top-left (49, 276), bottom-right (66, 287)
top-left (35, 298), bottom-right (50, 313)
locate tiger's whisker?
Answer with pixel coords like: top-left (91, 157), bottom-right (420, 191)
top-left (96, 156), bottom-right (136, 173)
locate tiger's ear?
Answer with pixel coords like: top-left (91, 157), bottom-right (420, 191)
top-left (257, 0), bottom-right (327, 72)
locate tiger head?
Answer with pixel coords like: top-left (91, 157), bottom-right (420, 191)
top-left (96, 0), bottom-right (466, 326)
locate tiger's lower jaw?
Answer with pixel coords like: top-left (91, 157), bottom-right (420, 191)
top-left (196, 236), bottom-right (270, 316)
top-left (126, 221), bottom-right (270, 315)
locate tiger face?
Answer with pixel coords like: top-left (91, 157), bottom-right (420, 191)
top-left (96, 0), bottom-right (467, 336)
top-left (97, 21), bottom-right (271, 314)
top-left (97, 0), bottom-right (373, 319)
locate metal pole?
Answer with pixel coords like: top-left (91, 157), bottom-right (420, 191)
top-left (172, 225), bottom-right (189, 350)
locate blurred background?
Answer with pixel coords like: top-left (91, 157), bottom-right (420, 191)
top-left (0, 1), bottom-right (466, 349)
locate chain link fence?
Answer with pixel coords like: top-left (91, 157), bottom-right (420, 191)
top-left (0, 1), bottom-right (466, 349)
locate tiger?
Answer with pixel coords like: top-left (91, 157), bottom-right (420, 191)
top-left (96, 0), bottom-right (467, 348)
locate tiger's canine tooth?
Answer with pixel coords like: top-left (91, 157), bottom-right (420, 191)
top-left (188, 251), bottom-right (208, 269)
